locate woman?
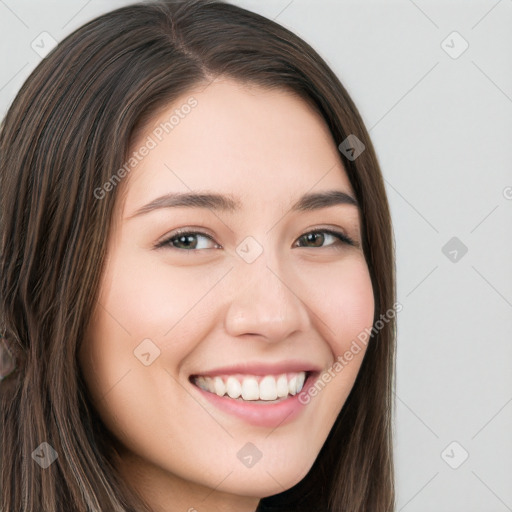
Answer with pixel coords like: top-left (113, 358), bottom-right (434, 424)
top-left (0, 1), bottom-right (397, 510)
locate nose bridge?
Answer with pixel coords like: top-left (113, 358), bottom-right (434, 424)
top-left (223, 242), bottom-right (310, 341)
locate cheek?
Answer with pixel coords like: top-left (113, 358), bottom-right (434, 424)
top-left (79, 248), bottom-right (230, 436)
top-left (78, 253), bottom-right (211, 460)
top-left (297, 255), bottom-right (374, 419)
top-left (92, 248), bottom-right (217, 359)
top-left (302, 254), bottom-right (375, 353)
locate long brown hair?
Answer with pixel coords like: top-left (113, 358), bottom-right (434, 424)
top-left (0, 1), bottom-right (396, 510)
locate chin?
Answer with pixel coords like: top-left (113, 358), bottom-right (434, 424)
top-left (214, 454), bottom-right (314, 498)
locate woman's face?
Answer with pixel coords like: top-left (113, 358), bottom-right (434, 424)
top-left (79, 77), bottom-right (374, 512)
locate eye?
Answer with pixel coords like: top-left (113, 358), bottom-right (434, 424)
top-left (156, 227), bottom-right (357, 252)
top-left (295, 229), bottom-right (357, 249)
top-left (155, 229), bottom-right (219, 251)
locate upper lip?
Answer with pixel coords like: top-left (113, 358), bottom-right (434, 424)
top-left (190, 361), bottom-right (323, 378)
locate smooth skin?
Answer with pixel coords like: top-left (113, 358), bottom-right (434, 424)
top-left (79, 77), bottom-right (375, 512)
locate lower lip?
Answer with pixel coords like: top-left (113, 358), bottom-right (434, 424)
top-left (190, 372), bottom-right (318, 428)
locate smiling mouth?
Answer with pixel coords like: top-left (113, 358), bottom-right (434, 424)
top-left (189, 371), bottom-right (311, 402)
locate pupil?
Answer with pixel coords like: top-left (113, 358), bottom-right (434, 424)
top-left (177, 234), bottom-right (196, 249)
top-left (306, 233), bottom-right (323, 247)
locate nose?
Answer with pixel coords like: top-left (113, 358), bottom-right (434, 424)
top-left (223, 253), bottom-right (311, 343)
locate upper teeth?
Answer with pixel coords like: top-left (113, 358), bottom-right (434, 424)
top-left (193, 372), bottom-right (307, 401)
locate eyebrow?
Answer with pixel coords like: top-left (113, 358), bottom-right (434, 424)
top-left (125, 189), bottom-right (358, 220)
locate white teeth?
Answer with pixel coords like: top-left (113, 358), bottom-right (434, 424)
top-left (194, 371), bottom-right (308, 401)
top-left (213, 376), bottom-right (226, 396)
top-left (226, 376), bottom-right (242, 399)
top-left (276, 374), bottom-right (289, 398)
top-left (259, 375), bottom-right (278, 400)
top-left (288, 375), bottom-right (298, 396)
top-left (241, 377), bottom-right (259, 400)
top-left (195, 376), bottom-right (208, 391)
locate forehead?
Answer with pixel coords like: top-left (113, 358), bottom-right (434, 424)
top-left (120, 78), bottom-right (354, 217)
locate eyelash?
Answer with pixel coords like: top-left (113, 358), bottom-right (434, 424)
top-left (154, 228), bottom-right (357, 251)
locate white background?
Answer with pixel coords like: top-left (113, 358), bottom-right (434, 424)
top-left (1, 1), bottom-right (511, 511)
